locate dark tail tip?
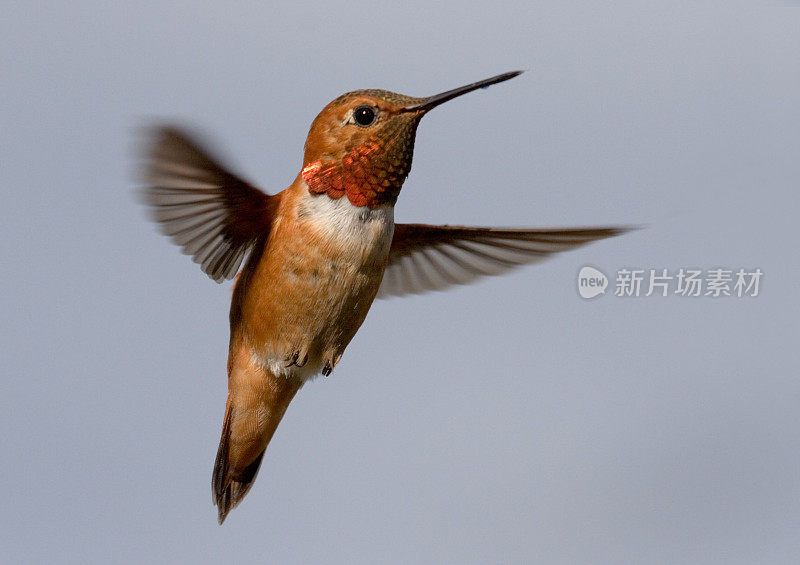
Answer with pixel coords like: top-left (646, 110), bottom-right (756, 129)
top-left (214, 459), bottom-right (264, 524)
top-left (213, 433), bottom-right (265, 524)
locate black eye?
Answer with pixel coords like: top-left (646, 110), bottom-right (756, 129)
top-left (353, 105), bottom-right (377, 127)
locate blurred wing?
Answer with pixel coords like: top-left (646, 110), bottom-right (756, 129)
top-left (141, 127), bottom-right (274, 282)
top-left (377, 224), bottom-right (631, 298)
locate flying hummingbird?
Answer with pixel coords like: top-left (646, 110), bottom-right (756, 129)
top-left (142, 71), bottom-right (629, 524)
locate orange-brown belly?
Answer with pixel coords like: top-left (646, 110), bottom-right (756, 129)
top-left (235, 192), bottom-right (394, 379)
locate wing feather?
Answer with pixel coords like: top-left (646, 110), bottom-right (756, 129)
top-left (141, 127), bottom-right (275, 282)
top-left (377, 224), bottom-right (631, 298)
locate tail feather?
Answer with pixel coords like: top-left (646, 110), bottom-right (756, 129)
top-left (214, 433), bottom-right (265, 524)
top-left (212, 397), bottom-right (267, 524)
top-left (212, 361), bottom-right (302, 524)
top-left (212, 398), bottom-right (233, 506)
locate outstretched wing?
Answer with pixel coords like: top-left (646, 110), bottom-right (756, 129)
top-left (377, 224), bottom-right (631, 298)
top-left (141, 127), bottom-right (274, 282)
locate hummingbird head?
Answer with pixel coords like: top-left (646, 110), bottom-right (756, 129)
top-left (301, 71), bottom-right (522, 208)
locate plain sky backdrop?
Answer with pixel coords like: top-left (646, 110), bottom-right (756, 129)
top-left (2, 2), bottom-right (799, 563)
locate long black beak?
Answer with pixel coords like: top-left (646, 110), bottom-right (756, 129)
top-left (403, 71), bottom-right (523, 112)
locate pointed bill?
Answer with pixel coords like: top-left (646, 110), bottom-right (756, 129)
top-left (403, 71), bottom-right (524, 112)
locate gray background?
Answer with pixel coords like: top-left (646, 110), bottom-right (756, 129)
top-left (2, 1), bottom-right (798, 563)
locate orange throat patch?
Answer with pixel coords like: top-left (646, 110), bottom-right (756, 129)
top-left (302, 138), bottom-right (412, 208)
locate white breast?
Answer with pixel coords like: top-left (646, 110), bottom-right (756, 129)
top-left (296, 191), bottom-right (395, 261)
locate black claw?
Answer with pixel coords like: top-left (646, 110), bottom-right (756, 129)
top-left (322, 362), bottom-right (332, 376)
top-left (286, 351), bottom-right (303, 367)
top-left (285, 351), bottom-right (306, 368)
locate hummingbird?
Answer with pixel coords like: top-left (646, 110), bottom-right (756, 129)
top-left (142, 71), bottom-right (629, 524)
